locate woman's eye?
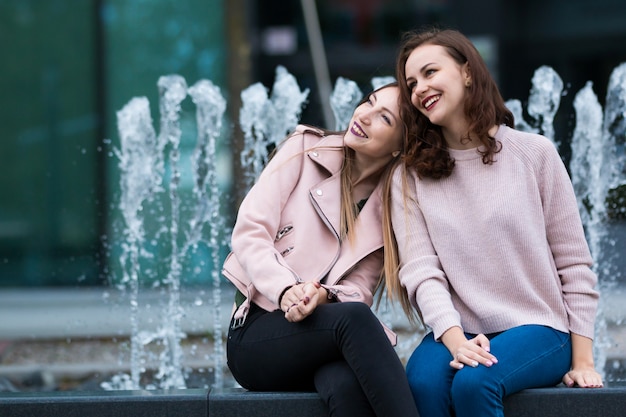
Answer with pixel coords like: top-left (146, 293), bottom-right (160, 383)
top-left (382, 114), bottom-right (391, 125)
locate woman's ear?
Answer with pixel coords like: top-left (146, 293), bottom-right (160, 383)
top-left (392, 150), bottom-right (401, 158)
top-left (463, 63), bottom-right (472, 87)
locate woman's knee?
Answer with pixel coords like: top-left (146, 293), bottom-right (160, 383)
top-left (324, 302), bottom-right (380, 331)
top-left (407, 360), bottom-right (449, 397)
top-left (335, 301), bottom-right (375, 319)
top-left (406, 348), bottom-right (452, 399)
top-left (451, 366), bottom-right (500, 402)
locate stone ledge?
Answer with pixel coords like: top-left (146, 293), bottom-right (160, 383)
top-left (211, 385), bottom-right (626, 417)
top-left (209, 389), bottom-right (325, 417)
top-left (1, 385), bottom-right (625, 417)
top-left (503, 385), bottom-right (626, 417)
top-left (0, 389), bottom-right (208, 417)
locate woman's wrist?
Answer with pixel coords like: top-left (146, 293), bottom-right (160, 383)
top-left (278, 285), bottom-right (292, 305)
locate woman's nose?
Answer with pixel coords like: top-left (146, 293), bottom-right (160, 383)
top-left (358, 109), bottom-right (373, 123)
top-left (413, 83), bottom-right (426, 99)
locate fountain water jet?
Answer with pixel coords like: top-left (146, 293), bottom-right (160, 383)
top-left (107, 76), bottom-right (227, 390)
top-left (239, 66), bottom-right (309, 188)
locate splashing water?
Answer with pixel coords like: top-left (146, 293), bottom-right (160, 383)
top-left (113, 97), bottom-right (161, 389)
top-left (239, 66), bottom-right (309, 188)
top-left (328, 75), bottom-right (395, 131)
top-left (371, 76), bottom-right (396, 91)
top-left (155, 74), bottom-right (188, 389)
top-left (527, 66), bottom-right (564, 146)
top-left (188, 79), bottom-right (227, 389)
top-left (107, 75), bottom-right (227, 390)
top-left (330, 77), bottom-right (362, 130)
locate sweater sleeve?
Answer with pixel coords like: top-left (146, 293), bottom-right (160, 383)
top-left (536, 138), bottom-right (599, 338)
top-left (390, 166), bottom-right (462, 339)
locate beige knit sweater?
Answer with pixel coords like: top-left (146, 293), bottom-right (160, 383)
top-left (391, 125), bottom-right (599, 340)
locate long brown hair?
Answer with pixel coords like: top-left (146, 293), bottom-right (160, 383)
top-left (381, 161), bottom-right (423, 325)
top-left (340, 83), bottom-right (406, 300)
top-left (336, 82), bottom-right (403, 244)
top-left (395, 27), bottom-right (514, 180)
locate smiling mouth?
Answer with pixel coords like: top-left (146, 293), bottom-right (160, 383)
top-left (422, 95), bottom-right (440, 110)
top-left (350, 122), bottom-right (368, 138)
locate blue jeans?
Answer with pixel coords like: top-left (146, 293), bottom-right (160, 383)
top-left (406, 325), bottom-right (571, 417)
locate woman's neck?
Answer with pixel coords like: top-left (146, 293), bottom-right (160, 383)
top-left (442, 124), bottom-right (499, 150)
top-left (350, 164), bottom-right (382, 202)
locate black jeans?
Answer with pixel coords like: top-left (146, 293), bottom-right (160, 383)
top-left (227, 301), bottom-right (419, 417)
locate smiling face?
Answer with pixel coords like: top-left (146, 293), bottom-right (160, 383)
top-left (404, 43), bottom-right (471, 133)
top-left (343, 85), bottom-right (403, 162)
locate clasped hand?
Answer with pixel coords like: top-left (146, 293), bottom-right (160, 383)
top-left (280, 282), bottom-right (322, 322)
top-left (450, 334), bottom-right (498, 369)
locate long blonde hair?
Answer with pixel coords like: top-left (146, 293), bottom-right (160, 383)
top-left (381, 137), bottom-right (423, 326)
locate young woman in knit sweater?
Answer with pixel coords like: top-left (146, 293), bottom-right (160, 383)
top-left (384, 27), bottom-right (603, 417)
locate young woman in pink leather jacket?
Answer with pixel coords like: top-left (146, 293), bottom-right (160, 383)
top-left (223, 83), bottom-right (419, 417)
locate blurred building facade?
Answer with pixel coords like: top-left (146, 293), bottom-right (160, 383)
top-left (1, 0), bottom-right (625, 288)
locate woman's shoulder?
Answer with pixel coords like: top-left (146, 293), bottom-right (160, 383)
top-left (270, 125), bottom-right (343, 168)
top-left (294, 124), bottom-right (324, 136)
top-left (287, 124), bottom-right (343, 147)
top-left (496, 125), bottom-right (560, 161)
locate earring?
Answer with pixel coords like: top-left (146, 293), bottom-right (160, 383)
top-left (392, 150), bottom-right (400, 158)
top-left (465, 79), bottom-right (472, 87)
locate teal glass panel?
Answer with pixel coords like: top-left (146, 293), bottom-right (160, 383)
top-left (0, 1), bottom-right (101, 286)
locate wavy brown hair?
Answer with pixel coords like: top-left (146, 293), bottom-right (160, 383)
top-left (395, 27), bottom-right (514, 180)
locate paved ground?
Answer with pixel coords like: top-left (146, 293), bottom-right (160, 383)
top-left (1, 285), bottom-right (625, 391)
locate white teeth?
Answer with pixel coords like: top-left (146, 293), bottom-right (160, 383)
top-left (352, 123), bottom-right (366, 138)
top-left (424, 96), bottom-right (440, 108)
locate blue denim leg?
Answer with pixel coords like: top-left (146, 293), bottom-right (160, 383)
top-left (406, 326), bottom-right (571, 417)
top-left (451, 325), bottom-right (571, 417)
top-left (406, 332), bottom-right (456, 417)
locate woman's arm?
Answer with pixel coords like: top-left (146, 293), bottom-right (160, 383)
top-left (389, 167), bottom-right (461, 339)
top-left (230, 131), bottom-right (308, 304)
top-left (534, 136), bottom-right (602, 387)
top-left (562, 333), bottom-right (603, 387)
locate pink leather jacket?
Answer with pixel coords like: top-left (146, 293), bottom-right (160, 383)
top-left (223, 125), bottom-right (395, 344)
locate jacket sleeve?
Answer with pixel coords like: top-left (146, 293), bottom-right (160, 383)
top-left (322, 249), bottom-right (382, 306)
top-left (230, 131), bottom-right (307, 305)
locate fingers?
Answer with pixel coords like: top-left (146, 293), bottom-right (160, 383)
top-left (450, 334), bottom-right (498, 369)
top-left (282, 282), bottom-right (321, 322)
top-left (285, 299), bottom-right (315, 322)
top-left (449, 356), bottom-right (465, 370)
top-left (280, 286), bottom-right (300, 313)
top-left (564, 369), bottom-right (604, 388)
top-left (562, 373), bottom-right (574, 387)
top-left (474, 333), bottom-right (491, 352)
top-left (300, 281), bottom-right (320, 305)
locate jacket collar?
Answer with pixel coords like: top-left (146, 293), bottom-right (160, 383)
top-left (306, 134), bottom-right (345, 175)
